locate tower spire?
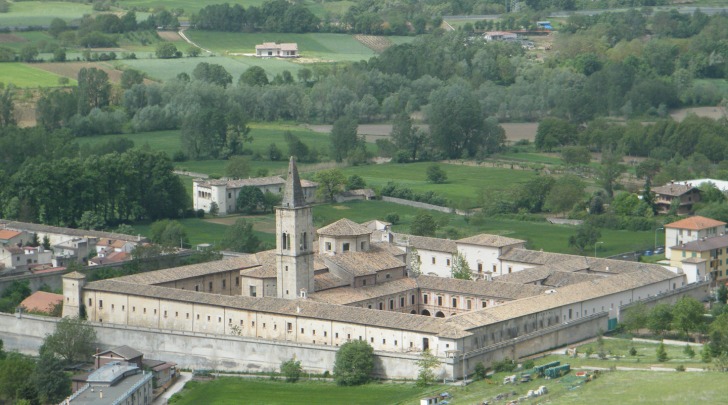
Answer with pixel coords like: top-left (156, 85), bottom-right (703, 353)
top-left (282, 156), bottom-right (305, 208)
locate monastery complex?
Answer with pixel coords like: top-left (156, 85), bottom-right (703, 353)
top-left (60, 158), bottom-right (709, 379)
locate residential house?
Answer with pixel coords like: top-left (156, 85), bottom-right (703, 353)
top-left (669, 235), bottom-right (728, 284)
top-left (193, 175), bottom-right (317, 215)
top-left (95, 346), bottom-right (144, 369)
top-left (665, 216), bottom-right (726, 258)
top-left (1, 245), bottom-right (52, 272)
top-left (255, 42), bottom-right (299, 57)
top-left (334, 189), bottom-right (376, 203)
top-left (53, 238), bottom-right (95, 267)
top-left (652, 182), bottom-right (701, 215)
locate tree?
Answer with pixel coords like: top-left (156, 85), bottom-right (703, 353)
top-left (561, 145), bottom-right (591, 167)
top-left (719, 284), bottom-right (728, 304)
top-left (0, 84), bottom-right (15, 128)
top-left (330, 115), bottom-right (359, 162)
top-left (709, 313), bottom-right (728, 356)
top-left (416, 349), bottom-right (440, 387)
top-left (236, 186), bottom-right (265, 214)
top-left (426, 164), bottom-right (447, 184)
top-left (120, 69), bottom-right (145, 90)
top-left (346, 175), bottom-right (366, 191)
top-left (409, 247), bottom-right (422, 276)
top-left (150, 219), bottom-right (189, 248)
top-left (262, 191), bottom-right (282, 213)
top-left (568, 223), bottom-right (601, 253)
top-left (268, 143), bottom-right (282, 161)
top-left (239, 66), bottom-right (269, 86)
top-left (656, 342), bottom-right (668, 362)
top-left (193, 62), bottom-right (233, 88)
top-left (621, 302), bottom-right (648, 333)
top-left (597, 149), bottom-right (626, 198)
top-left (77, 68), bottom-right (111, 115)
top-left (220, 218), bottom-right (262, 253)
top-left (280, 358), bottom-right (303, 383)
top-left (34, 352), bottom-right (71, 403)
top-left (391, 113), bottom-right (426, 161)
top-left (155, 42), bottom-right (180, 59)
top-left (411, 212), bottom-right (437, 237)
top-left (19, 45), bottom-right (38, 63)
top-left (684, 345), bottom-right (696, 359)
top-left (451, 252), bottom-right (471, 280)
top-left (333, 340), bottom-right (374, 386)
top-left (428, 83), bottom-right (486, 158)
top-left (40, 317), bottom-right (97, 364)
top-left (535, 117), bottom-right (577, 152)
top-left (672, 296), bottom-right (705, 339)
top-left (48, 18), bottom-right (68, 38)
top-left (545, 175), bottom-right (585, 215)
top-left (315, 169), bottom-right (346, 202)
top-left (648, 303), bottom-right (673, 335)
top-left (187, 46), bottom-right (201, 57)
top-left (225, 156), bottom-right (251, 179)
top-left (0, 352), bottom-right (35, 401)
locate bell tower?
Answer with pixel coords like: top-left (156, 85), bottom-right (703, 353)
top-left (276, 157), bottom-right (315, 299)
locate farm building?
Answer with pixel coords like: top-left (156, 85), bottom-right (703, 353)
top-left (255, 42), bottom-right (299, 58)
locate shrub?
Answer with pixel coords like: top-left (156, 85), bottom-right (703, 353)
top-left (492, 358), bottom-right (516, 373)
top-left (629, 347), bottom-right (637, 356)
top-left (676, 364), bottom-right (686, 372)
top-left (280, 358), bottom-right (303, 383)
top-left (333, 340), bottom-right (374, 386)
top-left (474, 362), bottom-right (488, 380)
top-left (684, 345), bottom-right (695, 359)
top-left (522, 359), bottom-right (535, 370)
top-left (656, 342), bottom-right (668, 362)
top-left (385, 212), bottom-right (400, 225)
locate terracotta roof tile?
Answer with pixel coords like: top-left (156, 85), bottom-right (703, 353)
top-left (652, 183), bottom-right (698, 197)
top-left (0, 229), bottom-right (22, 241)
top-left (393, 233), bottom-right (457, 253)
top-left (117, 256), bottom-right (260, 285)
top-left (665, 216), bottom-right (726, 230)
top-left (19, 291), bottom-right (63, 313)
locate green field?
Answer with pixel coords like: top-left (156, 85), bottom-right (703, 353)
top-left (170, 378), bottom-right (434, 405)
top-left (0, 63), bottom-right (73, 88)
top-left (132, 217), bottom-right (275, 247)
top-left (186, 31), bottom-right (384, 61)
top-left (117, 0), bottom-right (268, 14)
top-left (341, 162), bottom-right (538, 209)
top-left (0, 2), bottom-right (93, 27)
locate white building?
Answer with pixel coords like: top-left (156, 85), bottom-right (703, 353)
top-left (255, 42), bottom-right (299, 58)
top-left (664, 216), bottom-right (726, 258)
top-left (456, 234), bottom-right (526, 278)
top-left (193, 176), bottom-right (317, 215)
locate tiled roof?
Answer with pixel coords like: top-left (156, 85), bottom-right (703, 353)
top-left (314, 272), bottom-right (348, 291)
top-left (239, 250), bottom-right (327, 279)
top-left (445, 267), bottom-right (678, 331)
top-left (0, 220), bottom-right (144, 242)
top-left (84, 279), bottom-right (446, 335)
top-left (323, 245), bottom-right (405, 277)
top-left (19, 291), bottom-right (63, 313)
top-left (665, 216), bottom-right (726, 230)
top-left (96, 345), bottom-right (143, 360)
top-left (393, 233), bottom-right (457, 253)
top-left (457, 234), bottom-right (526, 248)
top-left (0, 229), bottom-right (22, 241)
top-left (652, 183), bottom-right (698, 197)
top-left (64, 271), bottom-right (86, 279)
top-left (309, 278), bottom-right (418, 305)
top-left (682, 257), bottom-right (707, 264)
top-left (415, 275), bottom-right (546, 300)
top-left (672, 234), bottom-right (728, 252)
top-left (317, 218), bottom-right (372, 236)
top-left (116, 256), bottom-right (260, 285)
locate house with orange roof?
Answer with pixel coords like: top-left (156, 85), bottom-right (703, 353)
top-left (665, 216), bottom-right (726, 258)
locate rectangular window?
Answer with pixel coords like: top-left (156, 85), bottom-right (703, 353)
top-left (99, 300), bottom-right (103, 309)
top-left (122, 305), bottom-right (125, 311)
top-left (437, 296), bottom-right (443, 306)
top-left (235, 277), bottom-right (239, 286)
top-left (361, 241), bottom-right (365, 250)
top-left (467, 300), bottom-right (472, 310)
top-left (423, 294), bottom-right (428, 304)
top-left (389, 299), bottom-right (394, 310)
top-left (195, 285), bottom-right (199, 292)
top-left (452, 298), bottom-right (457, 307)
top-left (378, 302), bottom-right (383, 310)
top-left (411, 295), bottom-right (415, 305)
top-left (164, 311), bottom-right (167, 318)
top-left (432, 257), bottom-right (436, 264)
top-left (343, 243), bottom-right (350, 252)
top-left (447, 259), bottom-right (451, 266)
top-left (250, 286), bottom-right (257, 297)
top-left (287, 323), bottom-right (293, 332)
top-left (400, 297), bottom-right (405, 307)
top-left (362, 279), bottom-right (367, 286)
top-left (222, 279), bottom-right (226, 288)
top-left (208, 282), bottom-right (213, 291)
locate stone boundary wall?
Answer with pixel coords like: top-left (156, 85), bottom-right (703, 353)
top-left (0, 313), bottom-right (437, 379)
top-left (381, 196), bottom-right (473, 215)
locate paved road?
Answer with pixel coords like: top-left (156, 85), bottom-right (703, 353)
top-left (153, 372), bottom-right (192, 405)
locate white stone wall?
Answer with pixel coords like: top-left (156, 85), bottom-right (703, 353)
top-left (416, 249), bottom-right (454, 278)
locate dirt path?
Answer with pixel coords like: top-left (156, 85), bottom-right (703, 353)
top-left (177, 28), bottom-right (212, 55)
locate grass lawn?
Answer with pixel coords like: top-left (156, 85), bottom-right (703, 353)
top-left (117, 0), bottom-right (268, 14)
top-left (132, 217), bottom-right (275, 247)
top-left (0, 2), bottom-right (93, 27)
top-left (0, 63), bottom-right (72, 87)
top-left (170, 378), bottom-right (435, 405)
top-left (186, 31), bottom-right (378, 61)
top-left (340, 162), bottom-right (538, 209)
